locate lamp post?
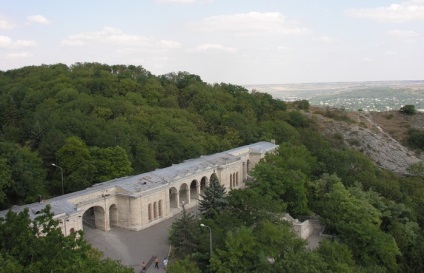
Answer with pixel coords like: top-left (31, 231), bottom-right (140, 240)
top-left (200, 223), bottom-right (212, 273)
top-left (52, 163), bottom-right (64, 195)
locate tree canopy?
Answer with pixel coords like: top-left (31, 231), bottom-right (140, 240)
top-left (0, 205), bottom-right (132, 272)
top-left (0, 63), bottom-right (423, 273)
top-left (0, 63), bottom-right (291, 207)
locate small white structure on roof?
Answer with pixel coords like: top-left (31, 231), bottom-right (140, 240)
top-left (0, 141), bottom-right (278, 235)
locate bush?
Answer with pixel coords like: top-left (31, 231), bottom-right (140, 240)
top-left (385, 113), bottom-right (394, 120)
top-left (408, 129), bottom-right (424, 150)
top-left (399, 105), bottom-right (416, 115)
top-left (294, 100), bottom-right (310, 110)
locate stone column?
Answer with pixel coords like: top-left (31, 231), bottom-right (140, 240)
top-left (130, 197), bottom-right (141, 229)
top-left (94, 206), bottom-right (107, 231)
top-left (176, 190), bottom-right (180, 208)
top-left (165, 188), bottom-right (170, 218)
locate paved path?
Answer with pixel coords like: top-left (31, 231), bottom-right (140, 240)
top-left (84, 215), bottom-right (178, 273)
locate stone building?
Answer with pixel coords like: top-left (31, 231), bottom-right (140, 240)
top-left (0, 141), bottom-right (278, 235)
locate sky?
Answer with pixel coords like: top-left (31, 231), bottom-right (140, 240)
top-left (1, 0), bottom-right (424, 84)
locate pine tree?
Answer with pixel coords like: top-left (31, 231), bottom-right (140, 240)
top-left (199, 173), bottom-right (227, 219)
top-left (169, 204), bottom-right (199, 257)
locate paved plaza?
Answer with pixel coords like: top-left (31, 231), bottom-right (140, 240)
top-left (84, 207), bottom-right (326, 272)
top-left (84, 213), bottom-right (177, 273)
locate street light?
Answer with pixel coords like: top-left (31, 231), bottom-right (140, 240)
top-left (52, 163), bottom-right (64, 195)
top-left (200, 223), bottom-right (212, 273)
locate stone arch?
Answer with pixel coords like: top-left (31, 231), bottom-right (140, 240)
top-left (169, 187), bottom-right (178, 209)
top-left (179, 183), bottom-right (189, 205)
top-left (190, 180), bottom-right (199, 203)
top-left (210, 173), bottom-right (218, 184)
top-left (109, 204), bottom-right (118, 228)
top-left (200, 176), bottom-right (208, 195)
top-left (82, 206), bottom-right (107, 231)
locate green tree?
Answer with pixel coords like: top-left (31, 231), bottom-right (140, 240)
top-left (167, 256), bottom-right (201, 273)
top-left (0, 205), bottom-right (132, 272)
top-left (259, 120), bottom-right (301, 145)
top-left (0, 253), bottom-right (23, 273)
top-left (211, 226), bottom-right (259, 273)
top-left (0, 158), bottom-right (12, 205)
top-left (273, 250), bottom-right (327, 273)
top-left (0, 142), bottom-right (46, 207)
top-left (407, 161), bottom-right (424, 177)
top-left (407, 129), bottom-right (424, 150)
top-left (199, 173), bottom-right (227, 219)
top-left (256, 220), bottom-right (307, 267)
top-left (56, 136), bottom-right (95, 192)
top-left (251, 144), bottom-right (314, 216)
top-left (399, 105), bottom-right (416, 115)
top-left (226, 189), bottom-right (286, 227)
top-left (309, 174), bottom-right (400, 272)
top-left (294, 99), bottom-right (310, 110)
top-left (288, 110), bottom-right (309, 128)
top-left (169, 205), bottom-right (199, 257)
top-left (90, 146), bottom-right (133, 183)
top-left (316, 240), bottom-right (356, 273)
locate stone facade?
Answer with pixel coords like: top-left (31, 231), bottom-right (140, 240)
top-left (0, 142), bottom-right (278, 235)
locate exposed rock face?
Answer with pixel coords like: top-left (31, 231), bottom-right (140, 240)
top-left (315, 111), bottom-right (421, 175)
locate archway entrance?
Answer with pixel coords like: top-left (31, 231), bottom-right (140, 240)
top-left (179, 183), bottom-right (189, 206)
top-left (200, 176), bottom-right (208, 196)
top-left (169, 187), bottom-right (178, 209)
top-left (83, 206), bottom-right (106, 231)
top-left (190, 180), bottom-right (199, 203)
top-left (109, 204), bottom-right (118, 228)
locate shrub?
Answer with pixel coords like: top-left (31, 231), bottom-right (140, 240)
top-left (399, 105), bottom-right (416, 115)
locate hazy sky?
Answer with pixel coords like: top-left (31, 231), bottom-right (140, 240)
top-left (1, 0), bottom-right (423, 84)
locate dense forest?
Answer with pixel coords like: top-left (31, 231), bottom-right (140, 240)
top-left (0, 62), bottom-right (288, 208)
top-left (0, 63), bottom-right (423, 272)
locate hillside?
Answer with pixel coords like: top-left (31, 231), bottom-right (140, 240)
top-left (1, 63), bottom-right (424, 272)
top-left (308, 107), bottom-right (423, 174)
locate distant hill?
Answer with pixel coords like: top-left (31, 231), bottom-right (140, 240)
top-left (245, 81), bottom-right (424, 112)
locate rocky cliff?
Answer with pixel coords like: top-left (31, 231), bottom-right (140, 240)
top-left (310, 109), bottom-right (423, 175)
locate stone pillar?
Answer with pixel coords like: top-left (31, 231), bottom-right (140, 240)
top-left (176, 190), bottom-right (180, 208)
top-left (130, 197), bottom-right (141, 229)
top-left (165, 188), bottom-right (170, 218)
top-left (94, 206), bottom-right (107, 231)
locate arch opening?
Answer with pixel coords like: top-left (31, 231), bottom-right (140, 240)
top-left (82, 206), bottom-right (106, 231)
top-left (109, 204), bottom-right (118, 228)
top-left (179, 183), bottom-right (189, 206)
top-left (169, 187), bottom-right (178, 209)
top-left (190, 180), bottom-right (199, 203)
top-left (200, 176), bottom-right (208, 196)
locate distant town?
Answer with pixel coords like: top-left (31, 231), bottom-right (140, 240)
top-left (245, 81), bottom-right (424, 112)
